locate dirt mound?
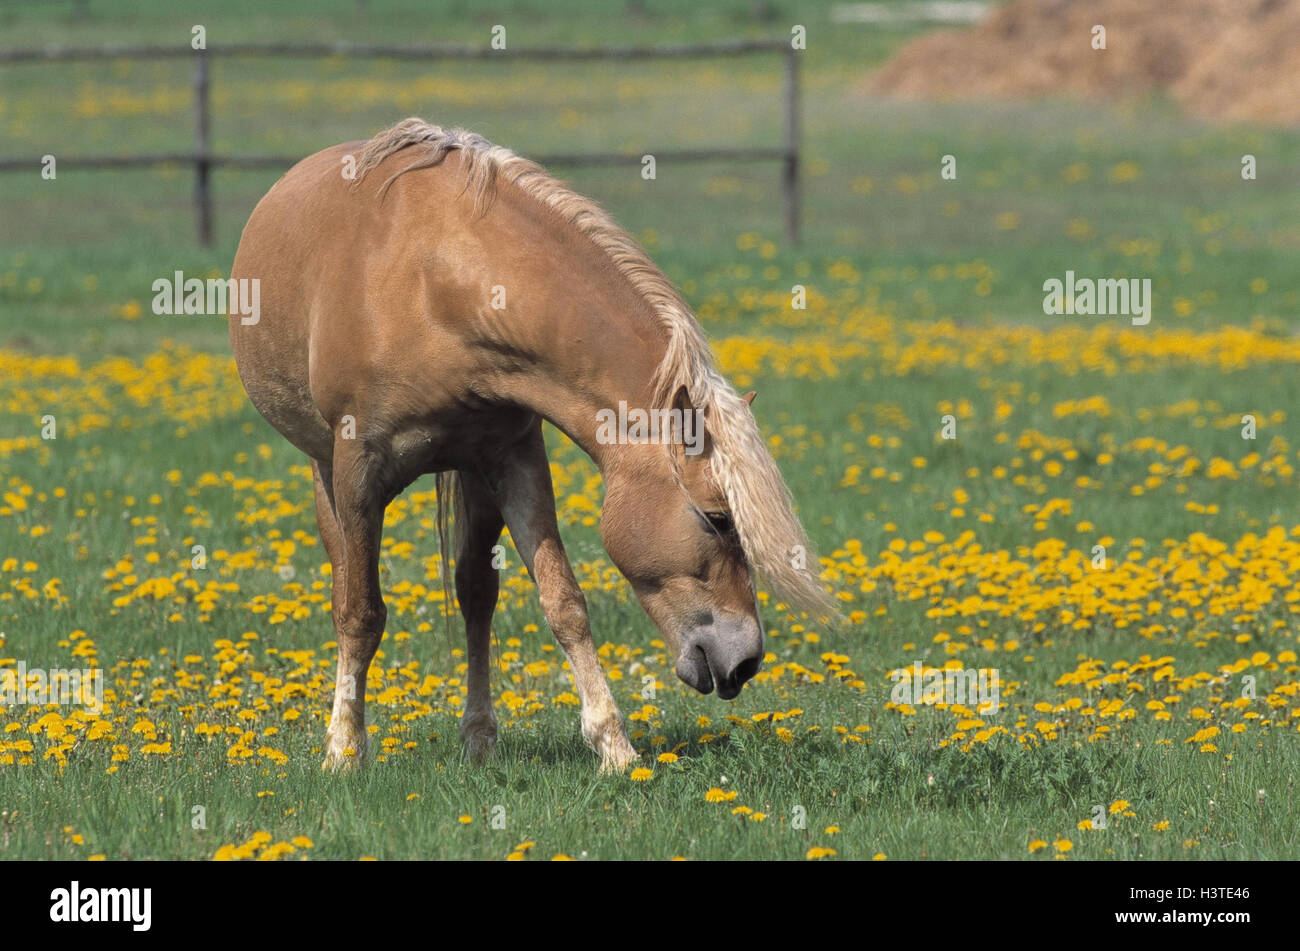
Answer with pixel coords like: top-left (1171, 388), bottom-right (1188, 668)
top-left (1173, 0), bottom-right (1300, 123)
top-left (864, 0), bottom-right (1300, 123)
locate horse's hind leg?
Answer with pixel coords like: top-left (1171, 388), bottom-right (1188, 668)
top-left (450, 472), bottom-right (505, 762)
top-left (312, 458), bottom-right (353, 770)
top-left (321, 443), bottom-right (390, 771)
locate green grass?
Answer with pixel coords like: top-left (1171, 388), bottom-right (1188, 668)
top-left (9, 708), bottom-right (1292, 861)
top-left (1, 0), bottom-right (1298, 861)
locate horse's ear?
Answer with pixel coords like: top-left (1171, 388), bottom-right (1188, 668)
top-left (742, 390), bottom-right (757, 407)
top-left (670, 384), bottom-right (707, 461)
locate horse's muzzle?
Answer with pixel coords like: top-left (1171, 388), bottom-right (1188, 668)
top-left (675, 614), bottom-right (763, 700)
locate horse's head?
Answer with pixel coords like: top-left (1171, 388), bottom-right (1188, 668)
top-left (599, 387), bottom-right (764, 700)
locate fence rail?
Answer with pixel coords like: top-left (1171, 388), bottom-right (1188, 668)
top-left (0, 39), bottom-right (801, 245)
top-left (0, 38), bottom-right (793, 62)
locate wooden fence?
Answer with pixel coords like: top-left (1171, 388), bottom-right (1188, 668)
top-left (0, 39), bottom-right (801, 245)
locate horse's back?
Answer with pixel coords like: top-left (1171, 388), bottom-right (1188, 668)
top-left (230, 134), bottom-right (550, 472)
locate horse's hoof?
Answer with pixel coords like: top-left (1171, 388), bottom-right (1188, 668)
top-left (463, 733), bottom-right (497, 764)
top-left (459, 715), bottom-right (499, 764)
top-left (321, 751), bottom-right (363, 772)
top-left (598, 736), bottom-right (640, 774)
top-left (322, 732), bottom-right (365, 772)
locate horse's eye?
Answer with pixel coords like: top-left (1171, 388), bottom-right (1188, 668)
top-left (704, 511), bottom-right (734, 534)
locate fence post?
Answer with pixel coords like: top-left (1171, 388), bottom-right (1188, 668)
top-left (782, 43), bottom-right (800, 245)
top-left (193, 46), bottom-right (213, 247)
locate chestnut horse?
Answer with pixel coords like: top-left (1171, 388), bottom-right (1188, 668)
top-left (229, 118), bottom-right (832, 772)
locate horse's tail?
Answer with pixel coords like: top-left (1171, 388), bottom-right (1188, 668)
top-left (435, 470), bottom-right (460, 651)
top-left (435, 471), bottom-right (502, 683)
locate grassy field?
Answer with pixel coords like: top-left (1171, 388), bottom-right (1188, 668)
top-left (1, 1), bottom-right (1299, 861)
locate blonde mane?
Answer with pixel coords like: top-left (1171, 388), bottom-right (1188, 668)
top-left (354, 118), bottom-right (836, 619)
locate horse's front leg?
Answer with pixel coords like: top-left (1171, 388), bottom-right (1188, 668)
top-left (487, 429), bottom-right (638, 773)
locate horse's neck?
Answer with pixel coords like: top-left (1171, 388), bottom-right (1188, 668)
top-left (489, 252), bottom-right (670, 474)
top-left (458, 179), bottom-right (676, 473)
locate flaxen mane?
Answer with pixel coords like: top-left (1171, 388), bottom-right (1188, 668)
top-left (354, 118), bottom-right (836, 619)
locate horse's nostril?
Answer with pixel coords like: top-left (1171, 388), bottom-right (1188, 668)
top-left (732, 656), bottom-right (761, 685)
top-left (688, 610), bottom-right (714, 629)
top-left (714, 655), bottom-right (760, 701)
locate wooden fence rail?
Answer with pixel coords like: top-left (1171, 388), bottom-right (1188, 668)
top-left (0, 40), bottom-right (801, 245)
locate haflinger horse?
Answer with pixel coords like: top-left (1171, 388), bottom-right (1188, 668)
top-left (229, 118), bottom-right (835, 773)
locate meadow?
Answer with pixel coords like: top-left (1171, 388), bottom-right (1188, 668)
top-left (1, 0), bottom-right (1298, 860)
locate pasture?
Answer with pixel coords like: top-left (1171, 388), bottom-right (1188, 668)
top-left (1, 0), bottom-right (1298, 860)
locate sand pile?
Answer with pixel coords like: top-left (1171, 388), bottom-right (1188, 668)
top-left (1172, 0), bottom-right (1300, 123)
top-left (863, 0), bottom-right (1300, 123)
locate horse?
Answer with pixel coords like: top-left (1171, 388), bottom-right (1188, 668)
top-left (229, 118), bottom-right (833, 773)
